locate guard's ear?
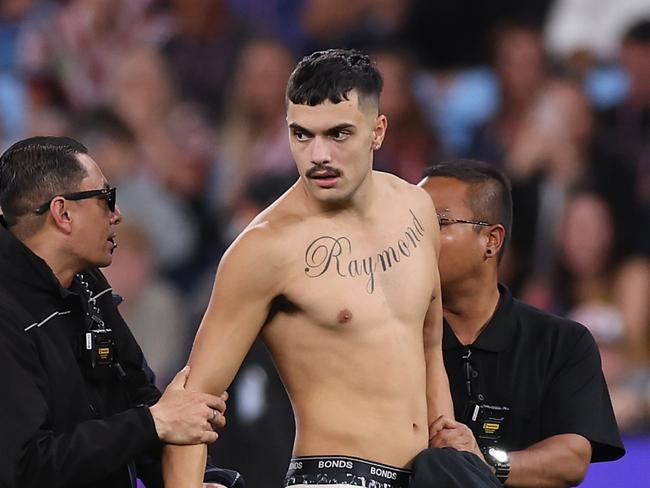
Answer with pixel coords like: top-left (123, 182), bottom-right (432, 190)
top-left (484, 224), bottom-right (506, 259)
top-left (49, 197), bottom-right (73, 234)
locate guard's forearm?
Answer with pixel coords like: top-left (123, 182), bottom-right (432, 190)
top-left (505, 434), bottom-right (591, 487)
top-left (162, 444), bottom-right (208, 488)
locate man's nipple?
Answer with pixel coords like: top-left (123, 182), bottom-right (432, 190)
top-left (337, 309), bottom-right (353, 324)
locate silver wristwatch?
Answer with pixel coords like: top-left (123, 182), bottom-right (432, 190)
top-left (483, 446), bottom-right (510, 484)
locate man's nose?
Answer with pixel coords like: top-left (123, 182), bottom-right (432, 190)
top-left (310, 136), bottom-right (331, 165)
top-left (110, 205), bottom-right (122, 225)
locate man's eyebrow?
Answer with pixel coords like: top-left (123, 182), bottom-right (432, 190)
top-left (288, 123), bottom-right (356, 136)
top-left (288, 123), bottom-right (313, 135)
top-left (324, 123), bottom-right (355, 135)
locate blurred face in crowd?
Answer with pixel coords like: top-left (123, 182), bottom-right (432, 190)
top-left (420, 177), bottom-right (490, 288)
top-left (67, 154), bottom-right (122, 269)
top-left (559, 193), bottom-right (614, 279)
top-left (1, 0), bottom-right (34, 20)
top-left (495, 27), bottom-right (546, 103)
top-left (81, 0), bottom-right (120, 24)
top-left (621, 37), bottom-right (650, 98)
top-left (113, 49), bottom-right (174, 130)
top-left (170, 0), bottom-right (224, 17)
top-left (530, 80), bottom-right (593, 146)
top-left (375, 52), bottom-right (412, 123)
top-left (287, 90), bottom-right (386, 206)
top-left (234, 40), bottom-right (294, 121)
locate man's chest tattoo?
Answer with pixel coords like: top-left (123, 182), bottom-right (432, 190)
top-left (304, 209), bottom-right (426, 294)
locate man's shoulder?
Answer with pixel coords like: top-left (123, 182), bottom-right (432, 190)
top-left (227, 222), bottom-right (279, 256)
top-left (222, 212), bottom-right (296, 280)
top-left (0, 296), bottom-right (16, 327)
top-left (0, 277), bottom-right (32, 326)
top-left (247, 183), bottom-right (303, 227)
top-left (374, 171), bottom-right (436, 215)
top-left (375, 171), bottom-right (422, 195)
top-left (0, 291), bottom-right (34, 342)
top-left (512, 298), bottom-right (593, 346)
top-left (235, 197), bottom-right (297, 249)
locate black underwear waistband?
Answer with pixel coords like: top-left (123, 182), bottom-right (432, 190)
top-left (285, 455), bottom-right (411, 488)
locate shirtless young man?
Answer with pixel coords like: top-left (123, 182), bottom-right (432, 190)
top-left (163, 49), bottom-right (453, 488)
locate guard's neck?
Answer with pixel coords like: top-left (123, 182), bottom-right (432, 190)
top-left (22, 232), bottom-right (79, 288)
top-left (443, 274), bottom-right (500, 346)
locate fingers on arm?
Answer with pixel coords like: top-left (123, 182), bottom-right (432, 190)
top-left (201, 430), bottom-right (219, 444)
top-left (429, 417), bottom-right (477, 450)
top-left (168, 366), bottom-right (190, 389)
top-left (204, 394), bottom-right (227, 413)
top-left (430, 415), bottom-right (460, 432)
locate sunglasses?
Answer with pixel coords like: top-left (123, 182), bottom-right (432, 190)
top-left (34, 187), bottom-right (117, 215)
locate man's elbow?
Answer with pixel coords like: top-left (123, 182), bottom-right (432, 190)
top-left (564, 445), bottom-right (591, 486)
top-left (565, 461), bottom-right (588, 487)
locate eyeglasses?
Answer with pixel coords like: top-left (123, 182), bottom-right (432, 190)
top-left (438, 216), bottom-right (491, 227)
top-left (34, 187), bottom-right (117, 215)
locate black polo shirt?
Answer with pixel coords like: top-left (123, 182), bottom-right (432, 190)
top-left (443, 285), bottom-right (625, 462)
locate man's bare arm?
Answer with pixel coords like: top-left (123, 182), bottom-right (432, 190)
top-left (419, 189), bottom-right (454, 435)
top-left (423, 276), bottom-right (454, 435)
top-left (430, 420), bottom-right (591, 487)
top-left (506, 434), bottom-right (591, 487)
top-left (163, 226), bottom-right (283, 487)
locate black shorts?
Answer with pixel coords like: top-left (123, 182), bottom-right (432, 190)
top-left (284, 455), bottom-right (411, 488)
top-left (410, 448), bottom-right (501, 488)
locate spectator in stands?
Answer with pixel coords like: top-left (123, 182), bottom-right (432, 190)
top-left (210, 38), bottom-right (295, 211)
top-left (373, 47), bottom-right (443, 183)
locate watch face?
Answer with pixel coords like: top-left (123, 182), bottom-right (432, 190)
top-left (488, 447), bottom-right (509, 464)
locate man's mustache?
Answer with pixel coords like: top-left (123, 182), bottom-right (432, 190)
top-left (306, 166), bottom-right (342, 178)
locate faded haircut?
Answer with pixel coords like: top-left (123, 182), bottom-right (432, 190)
top-left (0, 136), bottom-right (88, 227)
top-left (286, 48), bottom-right (383, 111)
top-left (423, 159), bottom-right (513, 260)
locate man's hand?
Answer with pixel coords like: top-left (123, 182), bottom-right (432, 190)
top-left (429, 415), bottom-right (486, 464)
top-left (150, 366), bottom-right (228, 445)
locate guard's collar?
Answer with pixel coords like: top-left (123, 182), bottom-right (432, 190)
top-left (443, 284), bottom-right (516, 353)
top-left (0, 217), bottom-right (76, 299)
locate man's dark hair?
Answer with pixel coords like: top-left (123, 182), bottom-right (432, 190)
top-left (623, 18), bottom-right (650, 44)
top-left (286, 49), bottom-right (383, 108)
top-left (0, 136), bottom-right (88, 227)
top-left (423, 159), bottom-right (513, 260)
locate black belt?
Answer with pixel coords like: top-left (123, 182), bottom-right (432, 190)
top-left (285, 455), bottom-right (411, 488)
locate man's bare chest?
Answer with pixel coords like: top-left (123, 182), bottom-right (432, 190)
top-left (281, 208), bottom-right (435, 327)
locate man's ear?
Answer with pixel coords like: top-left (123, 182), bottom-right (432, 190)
top-left (485, 224), bottom-right (506, 259)
top-left (372, 114), bottom-right (388, 151)
top-left (50, 197), bottom-right (73, 234)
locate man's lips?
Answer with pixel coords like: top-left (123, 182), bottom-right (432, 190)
top-left (108, 236), bottom-right (117, 251)
top-left (313, 176), bottom-right (338, 188)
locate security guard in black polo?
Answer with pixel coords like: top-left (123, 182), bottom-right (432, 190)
top-left (443, 284), bottom-right (625, 461)
top-left (419, 160), bottom-right (624, 487)
top-left (0, 137), bottom-right (237, 488)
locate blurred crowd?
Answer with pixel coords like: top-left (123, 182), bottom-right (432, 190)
top-left (1, 0), bottom-right (649, 484)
